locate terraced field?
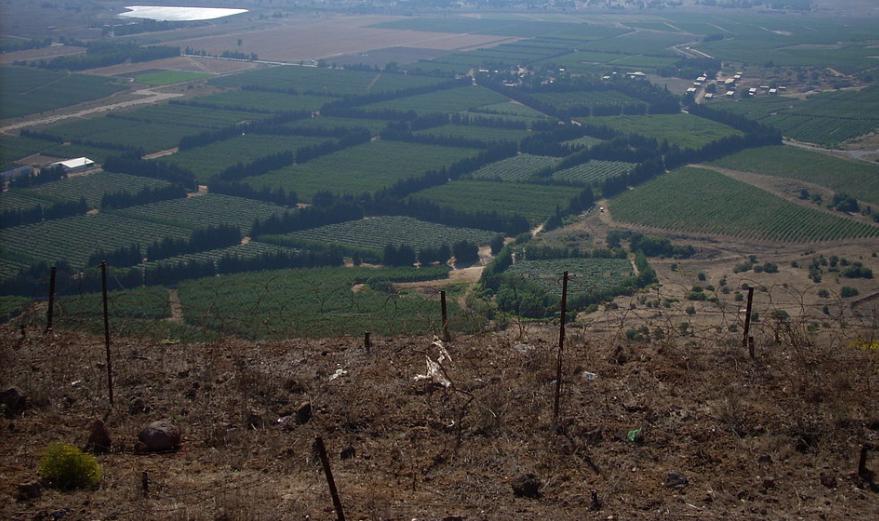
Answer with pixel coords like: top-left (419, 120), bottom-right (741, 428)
top-left (267, 216), bottom-right (496, 255)
top-left (709, 146), bottom-right (879, 206)
top-left (0, 213), bottom-right (190, 268)
top-left (587, 113), bottom-right (743, 149)
top-left (610, 167), bottom-right (879, 242)
top-left (210, 67), bottom-right (445, 96)
top-left (23, 172), bottom-right (171, 207)
top-left (469, 154), bottom-right (560, 182)
top-left (247, 141), bottom-right (480, 201)
top-left (411, 180), bottom-right (582, 224)
top-left (363, 86), bottom-right (509, 115)
top-left (551, 160), bottom-right (635, 186)
top-left (161, 134), bottom-right (331, 183)
top-left (113, 193), bottom-right (288, 230)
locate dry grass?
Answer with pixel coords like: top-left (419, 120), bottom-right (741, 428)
top-left (1, 317), bottom-right (878, 519)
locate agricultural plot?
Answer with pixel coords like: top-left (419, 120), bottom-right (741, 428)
top-left (22, 172), bottom-right (171, 208)
top-left (610, 167), bottom-right (879, 242)
top-left (551, 160), bottom-right (635, 186)
top-left (709, 146), bottom-right (879, 206)
top-left (247, 140), bottom-right (480, 201)
top-left (0, 65), bottom-right (125, 120)
top-left (411, 180), bottom-right (582, 224)
top-left (186, 90), bottom-right (333, 113)
top-left (469, 101), bottom-right (550, 120)
top-left (0, 295), bottom-right (30, 322)
top-left (115, 103), bottom-right (272, 130)
top-left (177, 266), bottom-right (478, 339)
top-left (113, 193), bottom-right (288, 230)
top-left (469, 154), bottom-right (560, 182)
top-left (0, 191), bottom-right (52, 213)
top-left (267, 216), bottom-right (496, 256)
top-left (373, 18), bottom-right (625, 41)
top-left (505, 258), bottom-right (635, 299)
top-left (283, 116), bottom-right (388, 134)
top-left (413, 124), bottom-right (530, 144)
top-left (531, 90), bottom-right (646, 113)
top-left (0, 213), bottom-right (190, 268)
top-left (713, 87), bottom-right (879, 147)
top-left (142, 241), bottom-right (298, 270)
top-left (161, 134), bottom-right (331, 183)
top-left (0, 256), bottom-right (30, 281)
top-left (580, 30), bottom-right (698, 56)
top-left (587, 113), bottom-right (743, 149)
top-left (562, 135), bottom-right (604, 149)
top-left (210, 66), bottom-right (445, 96)
top-left (38, 117), bottom-right (203, 153)
top-left (133, 70), bottom-right (211, 86)
top-left (362, 86), bottom-right (510, 116)
top-left (0, 134), bottom-right (57, 170)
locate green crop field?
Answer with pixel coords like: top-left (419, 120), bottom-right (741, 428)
top-left (113, 193), bottom-right (288, 230)
top-left (531, 90), bottom-right (646, 112)
top-left (373, 18), bottom-right (625, 41)
top-left (587, 113), bottom-right (743, 149)
top-left (713, 87), bottom-right (879, 147)
top-left (610, 167), bottom-right (879, 242)
top-left (39, 116), bottom-right (203, 153)
top-left (1, 135), bottom-right (119, 170)
top-left (551, 160), bottom-right (635, 186)
top-left (284, 116), bottom-right (388, 134)
top-left (469, 154), bottom-right (559, 182)
top-left (0, 66), bottom-right (125, 120)
top-left (413, 124), bottom-right (531, 144)
top-left (0, 213), bottom-right (190, 268)
top-left (177, 265), bottom-right (478, 338)
top-left (161, 134), bottom-right (330, 183)
top-left (142, 241), bottom-right (298, 270)
top-left (562, 135), bottom-right (604, 148)
top-left (0, 190), bottom-right (52, 213)
top-left (266, 216), bottom-right (497, 256)
top-left (363, 86), bottom-right (509, 115)
top-left (580, 30), bottom-right (694, 56)
top-left (186, 90), bottom-right (333, 113)
top-left (115, 103), bottom-right (272, 129)
top-left (469, 101), bottom-right (550, 120)
top-left (134, 70), bottom-right (211, 86)
top-left (411, 180), bottom-right (582, 224)
top-left (210, 66), bottom-right (445, 96)
top-left (247, 140), bottom-right (479, 201)
top-left (505, 257), bottom-right (635, 298)
top-left (709, 146), bottom-right (879, 206)
top-left (22, 172), bottom-right (171, 208)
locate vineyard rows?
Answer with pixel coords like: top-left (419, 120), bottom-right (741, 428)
top-left (363, 86), bottom-right (509, 116)
top-left (24, 172), bottom-right (170, 207)
top-left (113, 193), bottom-right (288, 230)
top-left (142, 241), bottom-right (298, 269)
top-left (413, 124), bottom-right (531, 144)
top-left (209, 66), bottom-right (445, 96)
top-left (551, 160), bottom-right (635, 186)
top-left (469, 154), bottom-right (560, 182)
top-left (505, 257), bottom-right (635, 298)
top-left (188, 90), bottom-right (333, 113)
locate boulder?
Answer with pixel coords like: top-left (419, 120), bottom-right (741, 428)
top-left (1, 387), bottom-right (26, 417)
top-left (85, 419), bottom-right (112, 454)
top-left (511, 473), bottom-right (542, 498)
top-left (137, 421), bottom-right (181, 452)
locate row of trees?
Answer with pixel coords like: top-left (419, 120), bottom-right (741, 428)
top-left (0, 197), bottom-right (87, 228)
top-left (86, 225), bottom-right (242, 268)
top-left (7, 165), bottom-right (66, 189)
top-left (100, 184), bottom-right (187, 210)
top-left (35, 42), bottom-right (179, 70)
top-left (103, 154), bottom-right (197, 190)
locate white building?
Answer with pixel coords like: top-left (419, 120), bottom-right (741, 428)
top-left (51, 157), bottom-right (95, 173)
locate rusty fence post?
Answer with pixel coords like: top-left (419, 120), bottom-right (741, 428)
top-left (742, 286), bottom-right (754, 350)
top-left (101, 261), bottom-right (114, 405)
top-left (45, 266), bottom-right (56, 333)
top-left (315, 437), bottom-right (346, 521)
top-left (364, 331), bottom-right (371, 353)
top-left (440, 290), bottom-right (451, 342)
top-left (553, 271), bottom-right (569, 426)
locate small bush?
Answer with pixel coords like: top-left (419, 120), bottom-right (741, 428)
top-left (38, 443), bottom-right (102, 490)
top-left (841, 286), bottom-right (859, 298)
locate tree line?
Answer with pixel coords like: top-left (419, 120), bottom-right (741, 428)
top-left (0, 197), bottom-right (87, 228)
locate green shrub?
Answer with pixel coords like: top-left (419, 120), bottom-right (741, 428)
top-left (841, 286), bottom-right (859, 298)
top-left (38, 442), bottom-right (102, 490)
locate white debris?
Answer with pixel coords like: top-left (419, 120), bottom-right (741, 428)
top-left (414, 336), bottom-right (452, 388)
top-left (329, 368), bottom-right (348, 381)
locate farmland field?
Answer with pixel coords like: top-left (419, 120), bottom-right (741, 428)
top-left (469, 154), bottom-right (559, 182)
top-left (411, 180), bottom-right (582, 224)
top-left (114, 103), bottom-right (272, 130)
top-left (185, 90), bottom-right (333, 113)
top-left (22, 172), bottom-right (171, 207)
top-left (587, 113), bottom-right (743, 149)
top-left (266, 216), bottom-right (497, 256)
top-left (38, 117), bottom-right (204, 153)
top-left (551, 160), bottom-right (635, 186)
top-left (504, 257), bottom-right (635, 299)
top-left (372, 17), bottom-right (625, 41)
top-left (712, 87), bottom-right (879, 147)
top-left (210, 66), bottom-right (446, 96)
top-left (113, 193), bottom-right (289, 230)
top-left (0, 213), bottom-right (190, 268)
top-left (0, 65), bottom-right (125, 120)
top-left (562, 135), bottom-right (604, 148)
top-left (709, 146), bottom-right (879, 206)
top-left (469, 101), bottom-right (550, 119)
top-left (362, 86), bottom-right (510, 115)
top-left (413, 124), bottom-right (531, 144)
top-left (283, 116), bottom-right (388, 134)
top-left (142, 241), bottom-right (298, 270)
top-left (177, 266), bottom-right (478, 338)
top-left (161, 134), bottom-right (331, 183)
top-left (247, 140), bottom-right (480, 201)
top-left (0, 190), bottom-right (52, 213)
top-left (531, 90), bottom-right (646, 112)
top-left (1, 135), bottom-right (119, 169)
top-left (133, 70), bottom-right (211, 86)
top-left (610, 167), bottom-right (879, 242)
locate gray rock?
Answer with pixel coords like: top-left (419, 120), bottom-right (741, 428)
top-left (137, 421), bottom-right (181, 452)
top-left (1, 387), bottom-right (26, 417)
